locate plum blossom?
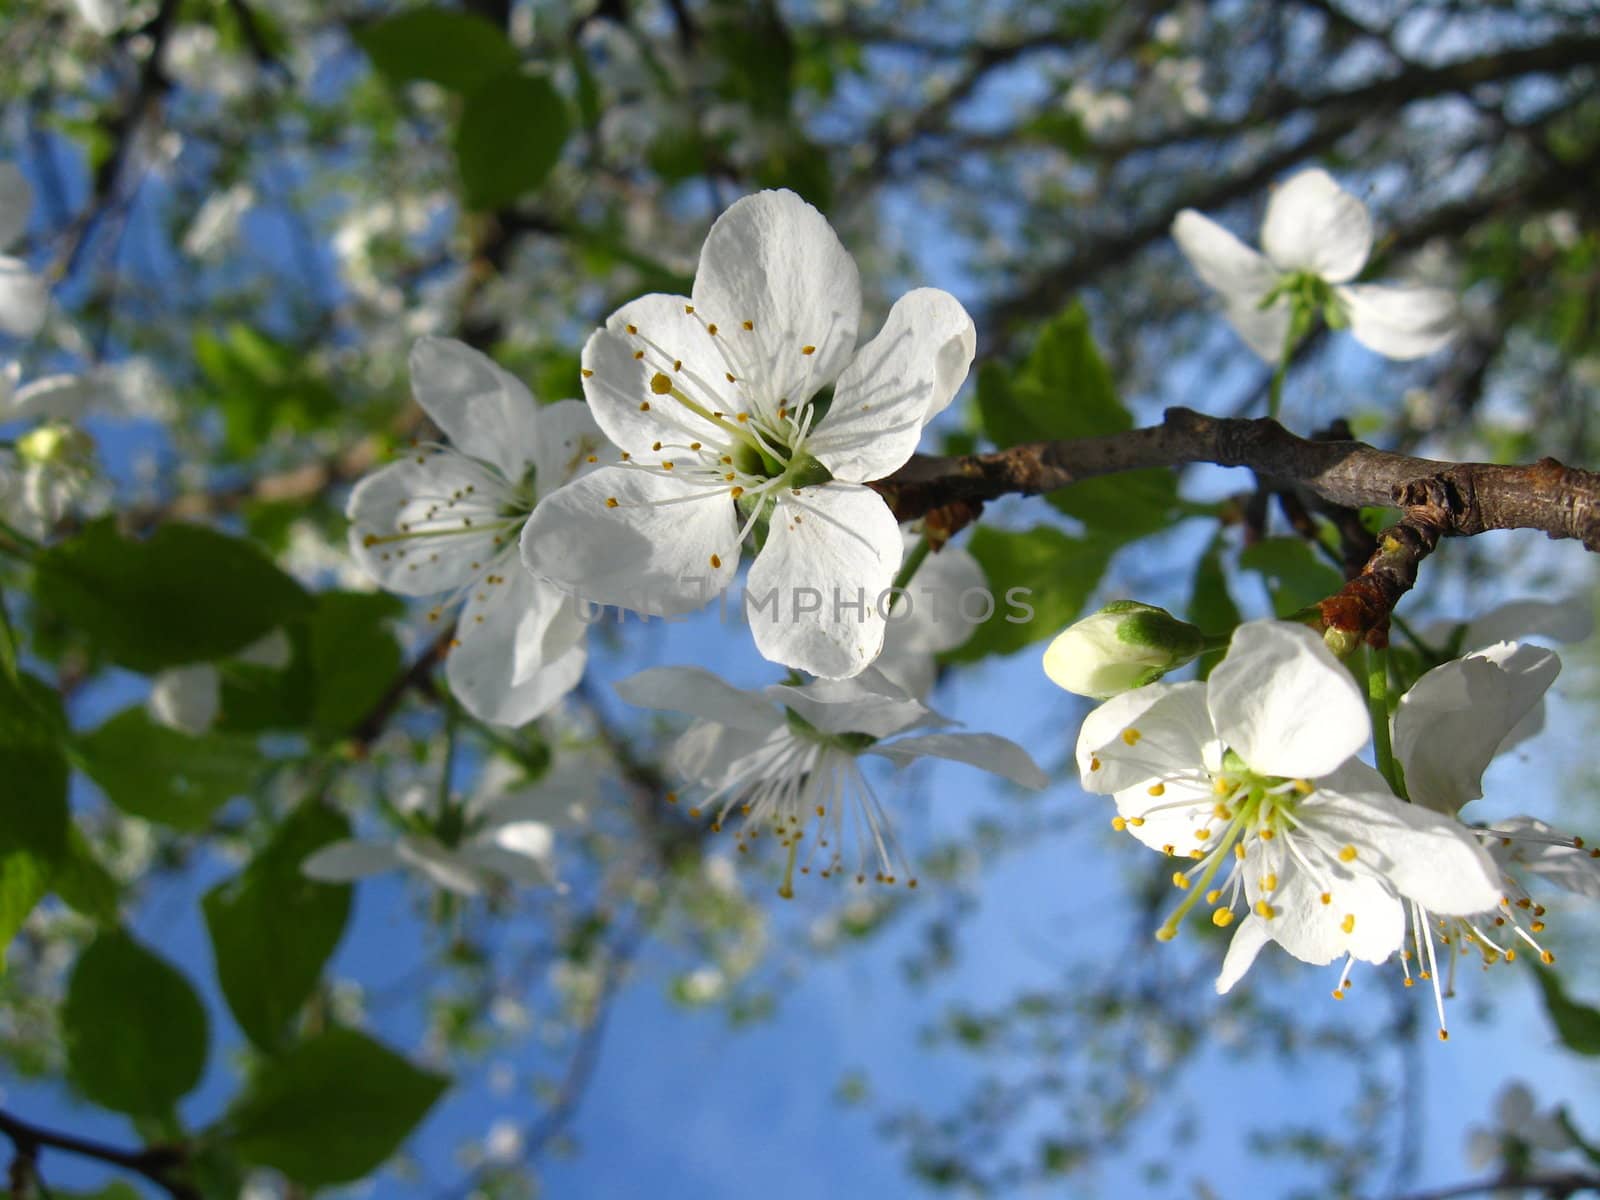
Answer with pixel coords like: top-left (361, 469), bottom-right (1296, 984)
top-left (616, 665), bottom-right (1045, 895)
top-left (873, 532), bottom-right (987, 698)
top-left (347, 338), bottom-right (604, 727)
top-left (1043, 601), bottom-right (1206, 700)
top-left (1465, 1082), bottom-right (1573, 1186)
top-left (521, 189), bottom-right (976, 679)
top-left (146, 630), bottom-right (292, 735)
top-left (0, 163), bottom-right (47, 341)
top-left (1172, 167), bottom-right (1458, 362)
top-left (302, 757), bottom-right (592, 896)
top-left (1075, 620), bottom-right (1501, 998)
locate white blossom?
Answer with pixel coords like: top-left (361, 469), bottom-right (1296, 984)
top-left (1043, 601), bottom-right (1206, 700)
top-left (0, 163), bottom-right (47, 340)
top-left (347, 338), bottom-right (604, 727)
top-left (1172, 167), bottom-right (1458, 361)
top-left (521, 189), bottom-right (976, 679)
top-left (874, 532), bottom-right (986, 698)
top-left (616, 664), bottom-right (1044, 894)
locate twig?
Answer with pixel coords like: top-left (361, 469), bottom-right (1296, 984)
top-left (0, 1108), bottom-right (196, 1200)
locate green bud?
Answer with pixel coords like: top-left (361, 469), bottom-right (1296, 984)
top-left (1041, 602), bottom-right (1206, 699)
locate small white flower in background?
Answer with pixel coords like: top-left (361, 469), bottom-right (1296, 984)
top-left (873, 532), bottom-right (986, 699)
top-left (182, 183), bottom-right (255, 260)
top-left (0, 163), bottom-right (47, 340)
top-left (1043, 601), bottom-right (1206, 700)
top-left (146, 630), bottom-right (292, 735)
top-left (1075, 620), bottom-right (1501, 1001)
top-left (301, 756), bottom-right (592, 896)
top-left (348, 338), bottom-right (606, 727)
top-left (1465, 1081), bottom-right (1572, 1181)
top-left (0, 371), bottom-right (114, 538)
top-left (1172, 167), bottom-right (1458, 362)
top-left (521, 188), bottom-right (976, 680)
top-left (616, 664), bottom-right (1045, 896)
top-left (65, 0), bottom-right (122, 33)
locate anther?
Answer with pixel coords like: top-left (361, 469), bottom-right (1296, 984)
top-left (800, 344), bottom-right (815, 355)
top-left (650, 372), bottom-right (673, 395)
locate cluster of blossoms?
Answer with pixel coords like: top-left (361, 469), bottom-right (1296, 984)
top-left (1053, 608), bottom-right (1598, 1039)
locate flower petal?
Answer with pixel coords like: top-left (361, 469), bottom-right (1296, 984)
top-left (692, 190), bottom-right (862, 407)
top-left (746, 482), bottom-right (902, 679)
top-left (1215, 915), bottom-right (1271, 994)
top-left (0, 163), bottom-right (31, 249)
top-left (1243, 831), bottom-right (1404, 966)
top-left (147, 665), bottom-right (221, 735)
top-left (615, 665), bottom-right (779, 733)
top-left (394, 837), bottom-right (486, 895)
top-left (1259, 168), bottom-right (1372, 282)
top-left (1171, 209), bottom-right (1281, 306)
top-left (1076, 681), bottom-right (1214, 795)
top-left (528, 399), bottom-right (607, 500)
top-left (9, 373), bottom-right (103, 423)
top-left (301, 839), bottom-right (405, 883)
top-left (808, 288), bottom-right (975, 482)
top-left (409, 337), bottom-right (542, 481)
top-left (582, 294), bottom-right (735, 458)
top-left (346, 453), bottom-right (511, 597)
top-left (1392, 642), bottom-right (1559, 814)
top-left (0, 256), bottom-right (48, 338)
top-left (446, 568), bottom-right (586, 727)
top-left (868, 731), bottom-right (1047, 789)
top-left (1221, 294), bottom-right (1293, 363)
top-left (1337, 283), bottom-right (1458, 360)
top-left (1303, 787), bottom-right (1502, 915)
top-left (520, 466), bottom-right (739, 616)
top-left (1459, 596), bottom-right (1594, 650)
top-left (672, 719), bottom-right (784, 785)
top-left (1484, 817), bottom-right (1600, 901)
top-left (1208, 620), bottom-right (1368, 778)
top-left (766, 671), bottom-right (934, 738)
top-left (875, 536), bottom-right (986, 697)
top-left (461, 822), bottom-right (558, 887)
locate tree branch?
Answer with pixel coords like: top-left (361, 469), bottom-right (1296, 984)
top-left (0, 1108), bottom-right (196, 1200)
top-left (873, 407), bottom-right (1600, 550)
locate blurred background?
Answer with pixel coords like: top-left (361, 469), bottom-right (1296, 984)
top-left (2, 0), bottom-right (1600, 1196)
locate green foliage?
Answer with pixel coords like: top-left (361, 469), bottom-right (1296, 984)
top-left (78, 709), bottom-right (262, 830)
top-left (203, 804), bottom-right (352, 1054)
top-left (0, 670), bottom-right (69, 865)
top-left (1237, 537), bottom-right (1343, 618)
top-left (1189, 533), bottom-right (1241, 678)
top-left (1532, 965), bottom-right (1600, 1056)
top-left (357, 8), bottom-right (519, 93)
top-left (0, 851), bottom-right (47, 968)
top-left (456, 71), bottom-right (570, 210)
top-left (64, 931), bottom-right (208, 1117)
top-left (34, 521), bottom-right (311, 672)
top-left (945, 526), bottom-right (1112, 662)
top-left (221, 1027), bottom-right (450, 1186)
top-left (980, 304), bottom-right (1179, 540)
top-left (306, 591), bottom-right (406, 735)
top-left (49, 827), bottom-right (120, 924)
top-left (193, 325), bottom-right (341, 459)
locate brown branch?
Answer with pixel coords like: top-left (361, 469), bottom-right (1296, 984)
top-left (1389, 1169), bottom-right (1600, 1200)
top-left (0, 1108), bottom-right (197, 1200)
top-left (873, 407), bottom-right (1600, 550)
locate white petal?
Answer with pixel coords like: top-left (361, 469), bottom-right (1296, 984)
top-left (582, 294), bottom-right (734, 458)
top-left (529, 399), bottom-right (607, 500)
top-left (0, 163), bottom-right (31, 249)
top-left (1171, 209), bottom-right (1280, 306)
top-left (346, 453), bottom-right (512, 597)
top-left (0, 256), bottom-right (48, 338)
top-left (1460, 597), bottom-right (1594, 650)
top-left (394, 837), bottom-right (486, 895)
top-left (446, 569), bottom-right (586, 727)
top-left (1337, 283), bottom-right (1458, 360)
top-left (615, 666), bottom-right (778, 733)
top-left (671, 718), bottom-right (783, 785)
top-left (1393, 643), bottom-right (1559, 814)
top-left (301, 840), bottom-right (405, 882)
top-left (1208, 620), bottom-right (1367, 778)
top-left (746, 483), bottom-right (902, 679)
top-left (1259, 168), bottom-right (1372, 282)
top-left (766, 673), bottom-right (933, 739)
top-left (9, 373), bottom-right (102, 423)
top-left (410, 337), bottom-right (541, 482)
top-left (1215, 916), bottom-right (1271, 994)
top-left (1304, 788), bottom-right (1502, 915)
top-left (147, 665), bottom-right (221, 735)
top-left (1485, 817), bottom-right (1600, 901)
top-left (875, 537), bottom-right (987, 696)
top-left (1222, 294), bottom-right (1293, 363)
top-left (868, 732), bottom-right (1047, 789)
top-left (808, 288), bottom-right (974, 482)
top-left (1076, 681), bottom-right (1214, 795)
top-left (71, 0), bottom-right (124, 32)
top-left (692, 190), bottom-right (862, 407)
top-left (237, 628), bottom-right (292, 670)
top-left (1243, 831), bottom-right (1404, 966)
top-left (519, 466), bottom-right (739, 616)
top-left (465, 821), bottom-right (557, 880)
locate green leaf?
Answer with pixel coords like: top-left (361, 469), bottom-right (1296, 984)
top-left (1046, 470), bottom-right (1179, 541)
top-left (455, 70), bottom-right (569, 210)
top-left (1238, 537), bottom-right (1343, 618)
top-left (357, 8), bottom-right (519, 93)
top-left (944, 526), bottom-right (1113, 662)
top-left (192, 325), bottom-right (341, 459)
top-left (64, 931), bottom-right (208, 1117)
top-left (203, 805), bottom-right (352, 1054)
top-left (78, 709), bottom-right (261, 831)
top-left (34, 521), bottom-right (311, 672)
top-left (0, 671), bottom-right (69, 864)
top-left (49, 825), bottom-right (120, 923)
top-left (1188, 533), bottom-right (1241, 679)
top-left (307, 592), bottom-right (404, 737)
top-left (1533, 966), bottom-right (1600, 1055)
top-left (224, 1027), bottom-right (449, 1186)
top-left (0, 850), bottom-right (48, 967)
top-left (978, 303), bottom-right (1126, 448)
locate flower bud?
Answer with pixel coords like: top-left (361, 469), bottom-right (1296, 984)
top-left (1042, 601), bottom-right (1205, 699)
